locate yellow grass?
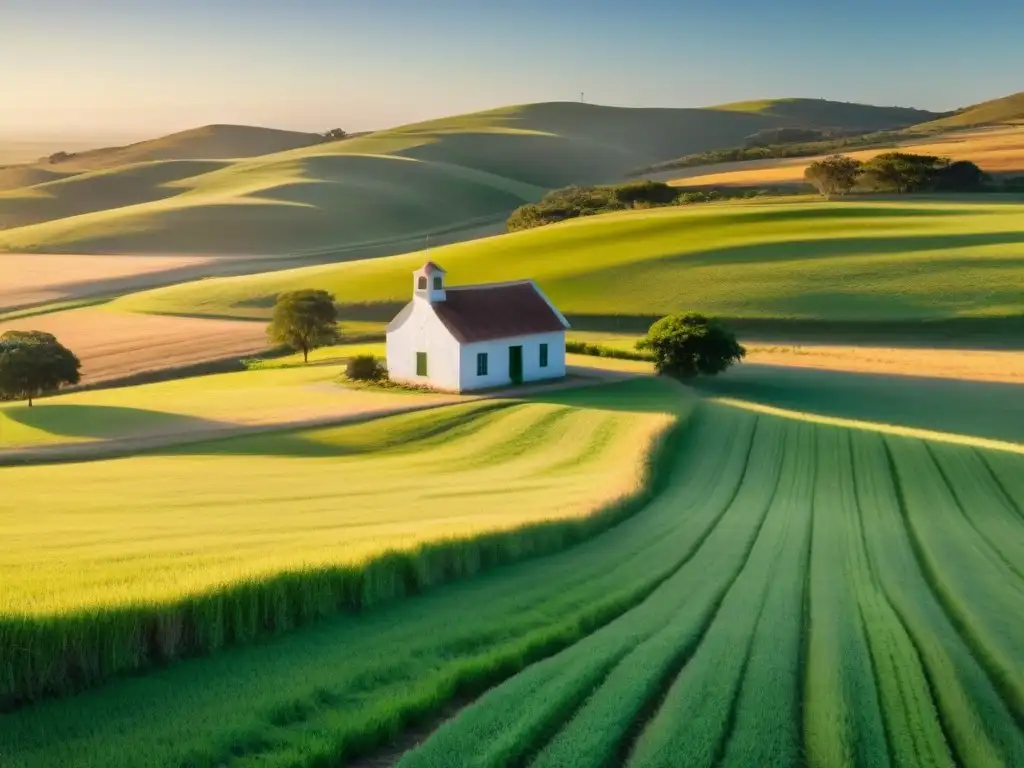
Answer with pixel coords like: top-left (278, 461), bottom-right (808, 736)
top-left (0, 381), bottom-right (678, 616)
top-left (670, 125), bottom-right (1024, 187)
top-left (743, 343), bottom-right (1024, 384)
top-left (568, 331), bottom-right (1024, 385)
top-left (0, 360), bottom-right (463, 450)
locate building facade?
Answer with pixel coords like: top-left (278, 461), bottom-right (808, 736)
top-left (386, 262), bottom-right (569, 392)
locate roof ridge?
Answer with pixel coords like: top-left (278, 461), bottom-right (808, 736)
top-left (446, 279), bottom-right (534, 291)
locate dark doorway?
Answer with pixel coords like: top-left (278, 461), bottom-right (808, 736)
top-left (508, 345), bottom-right (523, 384)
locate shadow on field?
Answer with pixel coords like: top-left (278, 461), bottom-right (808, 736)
top-left (693, 363), bottom-right (1024, 445)
top-left (520, 378), bottom-right (686, 415)
top-left (1, 404), bottom-right (229, 442)
top-left (665, 231), bottom-right (1024, 269)
top-left (564, 314), bottom-right (1024, 349)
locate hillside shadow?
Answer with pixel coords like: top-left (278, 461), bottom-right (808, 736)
top-left (563, 313), bottom-right (1024, 348)
top-left (664, 231), bottom-right (1024, 269)
top-left (1, 404), bottom-right (229, 442)
top-left (706, 203), bottom-right (980, 226)
top-left (692, 363), bottom-right (1024, 445)
top-left (515, 378), bottom-right (684, 414)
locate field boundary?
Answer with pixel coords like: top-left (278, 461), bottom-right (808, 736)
top-left (0, 383), bottom-right (690, 711)
top-left (711, 396), bottom-right (1024, 455)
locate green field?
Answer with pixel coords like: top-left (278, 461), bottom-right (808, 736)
top-left (0, 100), bottom-right (940, 257)
top-left (2, 385), bottom-right (1021, 767)
top-left (114, 200), bottom-right (1024, 337)
top-left (0, 378), bottom-right (681, 705)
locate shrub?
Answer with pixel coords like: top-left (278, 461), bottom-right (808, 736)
top-left (346, 355), bottom-right (387, 382)
top-left (613, 180), bottom-right (678, 206)
top-left (804, 155), bottom-right (863, 198)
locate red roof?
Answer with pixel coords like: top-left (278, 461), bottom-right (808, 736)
top-left (421, 261), bottom-right (446, 273)
top-left (432, 282), bottom-right (568, 343)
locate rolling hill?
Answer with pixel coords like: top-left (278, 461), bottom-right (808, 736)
top-left (0, 99), bottom-right (943, 258)
top-left (114, 199), bottom-right (1024, 336)
top-left (916, 90), bottom-right (1024, 130)
top-left (710, 97), bottom-right (942, 128)
top-left (45, 124), bottom-right (324, 171)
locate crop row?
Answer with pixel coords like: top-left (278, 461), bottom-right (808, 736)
top-left (399, 411), bottom-right (1024, 768)
top-left (0, 405), bottom-right (757, 767)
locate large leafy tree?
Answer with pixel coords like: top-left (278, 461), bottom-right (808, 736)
top-left (935, 160), bottom-right (989, 191)
top-left (860, 152), bottom-right (948, 193)
top-left (0, 330), bottom-right (81, 406)
top-left (804, 154), bottom-right (863, 198)
top-left (637, 313), bottom-right (745, 379)
top-left (267, 290), bottom-right (341, 363)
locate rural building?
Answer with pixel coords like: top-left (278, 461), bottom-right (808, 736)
top-left (386, 262), bottom-right (569, 392)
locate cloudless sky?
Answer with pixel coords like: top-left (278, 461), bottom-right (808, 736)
top-left (3, 0), bottom-right (1022, 140)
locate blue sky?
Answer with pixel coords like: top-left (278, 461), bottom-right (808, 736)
top-left (3, 0), bottom-right (1022, 139)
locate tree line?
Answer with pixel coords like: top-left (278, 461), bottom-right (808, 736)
top-left (803, 152), bottom-right (995, 198)
top-left (506, 181), bottom-right (788, 232)
top-left (630, 128), bottom-right (928, 176)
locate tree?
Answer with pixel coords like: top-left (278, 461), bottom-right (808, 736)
top-left (636, 313), bottom-right (745, 379)
top-left (322, 128), bottom-right (349, 142)
top-left (935, 160), bottom-right (989, 191)
top-left (0, 330), bottom-right (81, 406)
top-left (267, 290), bottom-right (341, 363)
top-left (859, 152), bottom-right (948, 193)
top-left (804, 155), bottom-right (863, 198)
top-left (613, 180), bottom-right (678, 206)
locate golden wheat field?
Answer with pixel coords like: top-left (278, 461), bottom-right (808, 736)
top-left (670, 125), bottom-right (1024, 187)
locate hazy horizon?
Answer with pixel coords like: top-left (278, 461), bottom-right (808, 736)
top-left (4, 0), bottom-right (1023, 142)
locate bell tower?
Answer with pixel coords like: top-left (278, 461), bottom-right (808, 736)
top-left (413, 261), bottom-right (447, 303)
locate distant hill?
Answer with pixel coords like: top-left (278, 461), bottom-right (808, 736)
top-left (0, 165), bottom-right (74, 193)
top-left (711, 97), bottom-right (944, 130)
top-left (914, 91), bottom-right (1024, 130)
top-left (47, 124), bottom-right (323, 171)
top-left (0, 99), bottom-right (949, 257)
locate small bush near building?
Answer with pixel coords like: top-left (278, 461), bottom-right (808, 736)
top-left (346, 355), bottom-right (387, 382)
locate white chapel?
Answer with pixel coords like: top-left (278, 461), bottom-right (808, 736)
top-left (385, 262), bottom-right (569, 392)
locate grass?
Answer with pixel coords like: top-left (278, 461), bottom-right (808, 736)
top-left (0, 100), bottom-right (944, 256)
top-left (2, 378), bottom-right (1023, 766)
top-left (0, 378), bottom-right (684, 706)
top-left (0, 353), bottom-right (412, 448)
top-left (113, 200), bottom-right (1024, 340)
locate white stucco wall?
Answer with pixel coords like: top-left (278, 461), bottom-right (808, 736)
top-left (386, 300), bottom-right (462, 391)
top-left (458, 331), bottom-right (566, 391)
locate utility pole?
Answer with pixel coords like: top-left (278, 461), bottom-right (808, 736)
top-left (580, 92), bottom-right (585, 103)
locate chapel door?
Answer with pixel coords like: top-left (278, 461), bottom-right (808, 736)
top-left (508, 345), bottom-right (523, 384)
